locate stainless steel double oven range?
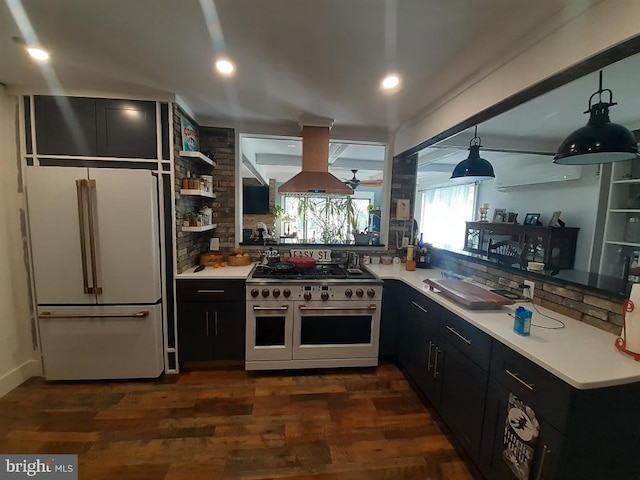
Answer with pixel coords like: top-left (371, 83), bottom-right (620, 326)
top-left (245, 262), bottom-right (383, 370)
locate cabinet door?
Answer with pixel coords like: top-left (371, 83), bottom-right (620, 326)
top-left (34, 96), bottom-right (98, 156)
top-left (438, 338), bottom-right (488, 462)
top-left (177, 303), bottom-right (214, 361)
top-left (96, 99), bottom-right (157, 159)
top-left (480, 379), bottom-right (565, 480)
top-left (398, 288), bottom-right (440, 404)
top-left (212, 302), bottom-right (246, 361)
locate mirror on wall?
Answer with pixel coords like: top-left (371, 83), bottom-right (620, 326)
top-left (239, 134), bottom-right (386, 246)
top-left (412, 44), bottom-right (640, 296)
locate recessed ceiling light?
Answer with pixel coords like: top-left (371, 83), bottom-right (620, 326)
top-left (381, 74), bottom-right (401, 91)
top-left (215, 59), bottom-right (235, 76)
top-left (27, 47), bottom-right (49, 62)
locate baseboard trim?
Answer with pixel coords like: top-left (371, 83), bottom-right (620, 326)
top-left (0, 358), bottom-right (42, 398)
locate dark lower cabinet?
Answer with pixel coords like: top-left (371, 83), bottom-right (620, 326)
top-left (34, 96), bottom-right (157, 159)
top-left (379, 280), bottom-right (400, 357)
top-left (177, 302), bottom-right (245, 362)
top-left (397, 288), bottom-right (441, 404)
top-left (438, 338), bottom-right (488, 462)
top-left (480, 379), bottom-right (564, 480)
top-left (177, 279), bottom-right (245, 362)
top-left (389, 280), bottom-right (640, 479)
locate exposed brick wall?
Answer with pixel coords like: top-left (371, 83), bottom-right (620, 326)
top-left (387, 153), bottom-right (418, 255)
top-left (174, 107), bottom-right (236, 273)
top-left (434, 250), bottom-right (624, 335)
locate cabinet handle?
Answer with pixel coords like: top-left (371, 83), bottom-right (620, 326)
top-left (215, 310), bottom-right (218, 336)
top-left (427, 341), bottom-right (434, 371)
top-left (445, 326), bottom-right (472, 345)
top-left (433, 347), bottom-right (441, 378)
top-left (197, 289), bottom-right (224, 294)
top-left (205, 311), bottom-right (210, 336)
top-left (411, 301), bottom-right (428, 314)
top-left (535, 445), bottom-right (550, 480)
top-left (505, 369), bottom-right (534, 391)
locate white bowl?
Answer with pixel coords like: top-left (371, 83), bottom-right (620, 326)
top-left (528, 261), bottom-right (545, 271)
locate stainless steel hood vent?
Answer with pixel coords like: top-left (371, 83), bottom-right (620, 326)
top-left (278, 125), bottom-right (354, 195)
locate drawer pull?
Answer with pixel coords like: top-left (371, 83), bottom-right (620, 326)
top-left (535, 445), bottom-right (550, 480)
top-left (445, 326), bottom-right (472, 345)
top-left (506, 369), bottom-right (534, 391)
top-left (197, 289), bottom-right (225, 294)
top-left (411, 301), bottom-right (428, 314)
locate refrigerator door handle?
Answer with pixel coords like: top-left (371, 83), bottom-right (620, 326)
top-left (38, 311), bottom-right (150, 319)
top-left (75, 179), bottom-right (92, 294)
top-left (86, 179), bottom-right (103, 294)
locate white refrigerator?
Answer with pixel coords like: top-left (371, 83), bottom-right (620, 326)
top-left (26, 166), bottom-right (164, 380)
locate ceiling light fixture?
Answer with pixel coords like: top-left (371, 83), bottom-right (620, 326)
top-left (27, 47), bottom-right (49, 62)
top-left (554, 70), bottom-right (638, 165)
top-left (215, 58), bottom-right (235, 76)
top-left (381, 74), bottom-right (400, 91)
top-left (450, 126), bottom-right (495, 183)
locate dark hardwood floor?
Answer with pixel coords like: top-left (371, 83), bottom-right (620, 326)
top-left (0, 363), bottom-right (478, 479)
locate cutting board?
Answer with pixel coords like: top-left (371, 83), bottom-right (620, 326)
top-left (423, 279), bottom-right (515, 309)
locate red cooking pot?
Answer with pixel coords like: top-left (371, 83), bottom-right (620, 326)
top-left (285, 256), bottom-right (317, 270)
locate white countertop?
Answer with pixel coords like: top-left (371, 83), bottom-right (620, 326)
top-left (175, 261), bottom-right (640, 389)
top-left (366, 263), bottom-right (640, 390)
top-left (176, 263), bottom-right (255, 279)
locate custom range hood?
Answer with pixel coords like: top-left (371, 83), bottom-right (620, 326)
top-left (278, 125), bottom-right (354, 195)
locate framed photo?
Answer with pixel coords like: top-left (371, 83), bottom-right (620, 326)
top-left (548, 211), bottom-right (562, 227)
top-left (524, 213), bottom-right (541, 225)
top-left (493, 208), bottom-right (506, 223)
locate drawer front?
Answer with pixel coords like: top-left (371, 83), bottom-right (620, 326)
top-left (439, 310), bottom-right (492, 371)
top-left (490, 341), bottom-right (574, 433)
top-left (405, 289), bottom-right (441, 336)
top-left (177, 279), bottom-right (245, 302)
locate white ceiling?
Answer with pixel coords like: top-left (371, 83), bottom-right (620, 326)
top-left (1, 0), bottom-right (637, 185)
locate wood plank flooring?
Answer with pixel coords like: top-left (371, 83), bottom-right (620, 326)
top-left (0, 363), bottom-right (479, 479)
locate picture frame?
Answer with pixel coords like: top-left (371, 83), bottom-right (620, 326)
top-left (493, 208), bottom-right (506, 223)
top-left (548, 211), bottom-right (562, 227)
top-left (524, 213), bottom-right (541, 225)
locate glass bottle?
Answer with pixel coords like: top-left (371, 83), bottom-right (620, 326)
top-left (418, 233), bottom-right (424, 250)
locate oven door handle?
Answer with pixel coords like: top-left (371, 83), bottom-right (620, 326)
top-left (299, 305), bottom-right (377, 311)
top-left (252, 305), bottom-right (289, 311)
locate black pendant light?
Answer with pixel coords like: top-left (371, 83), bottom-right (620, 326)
top-left (554, 70), bottom-right (639, 165)
top-left (450, 126), bottom-right (495, 183)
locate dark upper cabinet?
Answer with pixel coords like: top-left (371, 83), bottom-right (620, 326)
top-left (96, 99), bottom-right (157, 158)
top-left (35, 96), bottom-right (98, 156)
top-left (33, 96), bottom-right (157, 159)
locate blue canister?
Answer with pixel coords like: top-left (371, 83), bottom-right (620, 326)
top-left (514, 306), bottom-right (532, 336)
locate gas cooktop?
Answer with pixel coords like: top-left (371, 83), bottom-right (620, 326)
top-left (248, 263), bottom-right (379, 282)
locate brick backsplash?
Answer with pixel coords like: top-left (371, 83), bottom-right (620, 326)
top-left (174, 106), bottom-right (237, 273)
top-left (434, 250), bottom-right (625, 335)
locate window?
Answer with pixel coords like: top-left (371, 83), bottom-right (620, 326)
top-left (419, 183), bottom-right (477, 251)
top-left (283, 194), bottom-right (371, 244)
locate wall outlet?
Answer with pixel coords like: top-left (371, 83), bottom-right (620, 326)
top-left (401, 237), bottom-right (409, 248)
top-left (209, 237), bottom-right (220, 251)
top-left (523, 280), bottom-right (535, 299)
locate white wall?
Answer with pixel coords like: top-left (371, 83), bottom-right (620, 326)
top-left (477, 157), bottom-right (600, 272)
top-left (394, 1), bottom-right (640, 155)
top-left (0, 87), bottom-right (41, 396)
